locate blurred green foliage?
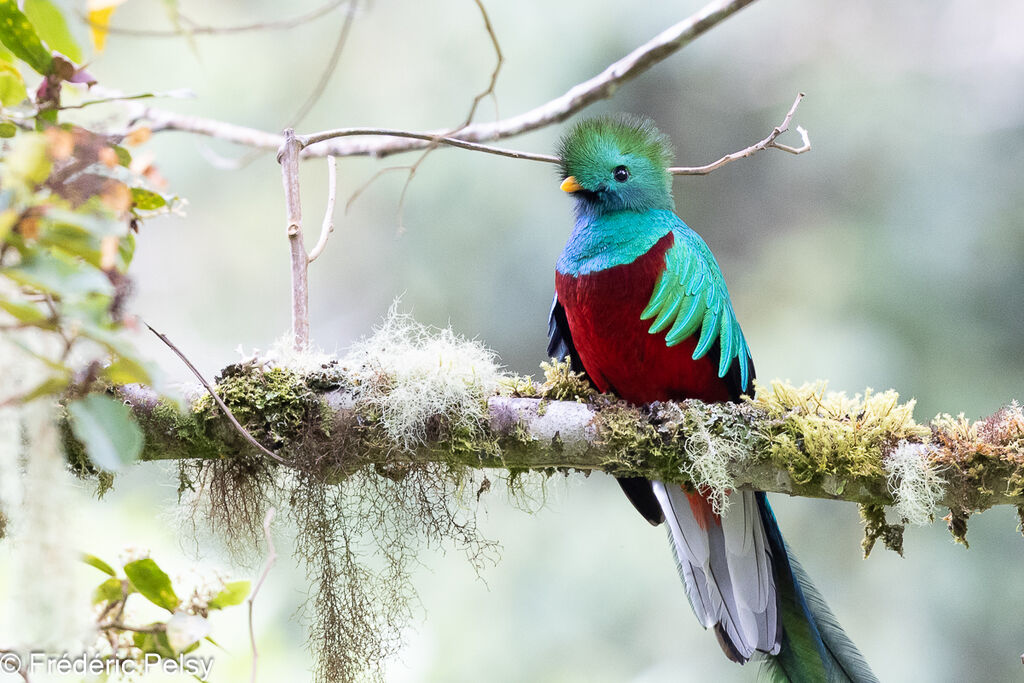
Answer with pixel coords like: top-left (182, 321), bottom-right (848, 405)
top-left (0, 0), bottom-right (175, 474)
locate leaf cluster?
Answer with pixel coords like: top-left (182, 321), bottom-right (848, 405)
top-left (83, 551), bottom-right (249, 666)
top-left (0, 0), bottom-right (177, 475)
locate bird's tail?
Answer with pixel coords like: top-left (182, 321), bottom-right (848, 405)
top-left (652, 482), bottom-right (878, 683)
top-left (755, 494), bottom-right (879, 683)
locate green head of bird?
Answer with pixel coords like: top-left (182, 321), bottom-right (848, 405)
top-left (558, 115), bottom-right (675, 216)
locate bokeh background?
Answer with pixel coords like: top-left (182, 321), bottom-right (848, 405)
top-left (5, 0), bottom-right (1024, 681)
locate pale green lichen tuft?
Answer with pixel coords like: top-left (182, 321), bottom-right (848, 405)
top-left (538, 358), bottom-right (595, 401)
top-left (497, 373), bottom-right (539, 397)
top-left (885, 441), bottom-right (945, 525)
top-left (750, 380), bottom-right (928, 491)
top-left (340, 306), bottom-right (500, 452)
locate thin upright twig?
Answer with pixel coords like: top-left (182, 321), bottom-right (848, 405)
top-left (79, 0), bottom-right (350, 37)
top-left (668, 92), bottom-right (811, 175)
top-left (144, 322), bottom-right (287, 464)
top-left (308, 156), bottom-right (337, 264)
top-left (248, 508), bottom-right (278, 683)
top-left (278, 130), bottom-right (310, 349)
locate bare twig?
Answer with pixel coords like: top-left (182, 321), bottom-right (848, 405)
top-left (344, 164), bottom-right (413, 214)
top-left (56, 89), bottom-right (194, 112)
top-left (195, 2), bottom-right (358, 171)
top-left (299, 128), bottom-right (558, 162)
top-left (79, 0), bottom-right (350, 37)
top-left (668, 93), bottom-right (811, 175)
top-left (308, 156), bottom-right (337, 264)
top-left (128, 0), bottom-right (760, 158)
top-left (348, 0), bottom-right (503, 226)
top-left (103, 622), bottom-right (164, 634)
top-left (461, 0), bottom-right (504, 129)
top-left (248, 508), bottom-right (278, 683)
top-left (278, 129), bottom-right (310, 349)
top-left (143, 322), bottom-right (287, 464)
top-left (288, 2), bottom-right (357, 131)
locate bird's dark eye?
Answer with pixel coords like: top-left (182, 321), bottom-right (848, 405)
top-left (613, 166), bottom-right (629, 182)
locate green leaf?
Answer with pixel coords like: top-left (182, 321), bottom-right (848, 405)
top-left (92, 576), bottom-right (124, 604)
top-left (81, 552), bottom-right (117, 576)
top-left (119, 229), bottom-right (135, 268)
top-left (18, 373), bottom-right (70, 401)
top-left (67, 393), bottom-right (143, 472)
top-left (124, 558), bottom-right (179, 612)
top-left (207, 580), bottom-right (250, 609)
top-left (130, 187), bottom-right (166, 210)
top-left (0, 121), bottom-right (16, 137)
top-left (45, 207), bottom-right (125, 237)
top-left (4, 248), bottom-right (114, 299)
top-left (0, 0), bottom-right (54, 75)
top-left (2, 132), bottom-right (51, 186)
top-left (0, 60), bottom-right (26, 106)
top-left (24, 0), bottom-right (81, 63)
top-left (0, 298), bottom-right (50, 324)
top-left (100, 356), bottom-right (152, 385)
top-left (112, 144), bottom-right (131, 167)
top-left (133, 630), bottom-right (176, 659)
top-left (38, 223), bottom-right (102, 268)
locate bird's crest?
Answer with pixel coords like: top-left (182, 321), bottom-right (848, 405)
top-left (557, 114), bottom-right (674, 179)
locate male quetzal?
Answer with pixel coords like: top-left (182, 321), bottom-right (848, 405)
top-left (547, 115), bottom-right (878, 682)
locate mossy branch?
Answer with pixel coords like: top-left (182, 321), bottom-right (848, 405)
top-left (75, 340), bottom-right (1021, 682)
top-left (99, 363), bottom-right (1024, 516)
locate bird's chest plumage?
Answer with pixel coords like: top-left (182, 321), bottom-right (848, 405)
top-left (555, 232), bottom-right (730, 404)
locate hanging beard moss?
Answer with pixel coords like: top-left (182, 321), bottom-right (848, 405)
top-left (290, 465), bottom-right (498, 683)
top-left (167, 313), bottom-right (503, 683)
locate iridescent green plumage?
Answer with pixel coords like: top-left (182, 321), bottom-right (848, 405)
top-left (640, 228), bottom-right (752, 391)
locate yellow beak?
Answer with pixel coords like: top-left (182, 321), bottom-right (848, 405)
top-left (560, 176), bottom-right (583, 193)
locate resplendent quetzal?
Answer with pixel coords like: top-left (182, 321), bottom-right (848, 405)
top-left (547, 115), bottom-right (878, 682)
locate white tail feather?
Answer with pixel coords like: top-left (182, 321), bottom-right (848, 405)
top-left (653, 482), bottom-right (780, 661)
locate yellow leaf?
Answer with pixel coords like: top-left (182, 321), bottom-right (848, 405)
top-left (86, 0), bottom-right (129, 52)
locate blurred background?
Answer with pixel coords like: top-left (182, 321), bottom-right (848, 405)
top-left (4, 0), bottom-right (1024, 680)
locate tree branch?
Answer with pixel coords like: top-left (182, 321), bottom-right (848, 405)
top-left (125, 0), bottom-right (761, 159)
top-left (110, 377), bottom-right (1024, 515)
